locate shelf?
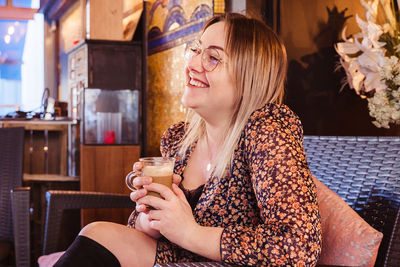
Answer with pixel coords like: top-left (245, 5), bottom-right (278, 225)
top-left (23, 173), bottom-right (79, 182)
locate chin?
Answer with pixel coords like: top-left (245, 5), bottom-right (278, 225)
top-left (181, 96), bottom-right (197, 110)
top-left (181, 87), bottom-right (201, 109)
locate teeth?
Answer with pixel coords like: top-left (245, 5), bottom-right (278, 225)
top-left (189, 78), bottom-right (207, 88)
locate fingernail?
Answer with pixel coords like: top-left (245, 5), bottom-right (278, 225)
top-left (134, 162), bottom-right (140, 169)
top-left (145, 177), bottom-right (152, 183)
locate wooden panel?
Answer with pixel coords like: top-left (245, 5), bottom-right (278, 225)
top-left (0, 121), bottom-right (69, 131)
top-left (60, 127), bottom-right (68, 175)
top-left (23, 174), bottom-right (79, 182)
top-left (80, 145), bottom-right (140, 226)
top-left (30, 131), bottom-right (46, 173)
top-left (1, 121), bottom-right (71, 176)
top-left (89, 0), bottom-right (123, 40)
top-left (40, 0), bottom-right (78, 21)
top-left (0, 6), bottom-right (38, 20)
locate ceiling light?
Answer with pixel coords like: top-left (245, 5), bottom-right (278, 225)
top-left (8, 26), bottom-right (15, 35)
top-left (4, 35), bottom-right (11, 44)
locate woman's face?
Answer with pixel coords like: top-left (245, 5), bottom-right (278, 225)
top-left (182, 21), bottom-right (236, 123)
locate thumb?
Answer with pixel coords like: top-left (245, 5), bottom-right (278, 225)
top-left (172, 174), bottom-right (182, 185)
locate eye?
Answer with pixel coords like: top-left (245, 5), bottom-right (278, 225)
top-left (204, 49), bottom-right (221, 64)
top-left (190, 47), bottom-right (201, 54)
top-left (185, 42), bottom-right (201, 61)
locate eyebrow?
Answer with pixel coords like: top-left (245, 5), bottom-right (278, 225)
top-left (198, 40), bottom-right (225, 52)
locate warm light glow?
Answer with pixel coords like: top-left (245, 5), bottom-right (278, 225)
top-left (8, 26), bottom-right (15, 35)
top-left (43, 146), bottom-right (48, 151)
top-left (4, 35), bottom-right (11, 44)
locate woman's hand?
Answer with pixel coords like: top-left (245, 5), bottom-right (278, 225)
top-left (137, 183), bottom-right (200, 248)
top-left (129, 162), bottom-right (152, 212)
top-left (129, 161), bottom-right (182, 239)
top-left (129, 162), bottom-right (181, 212)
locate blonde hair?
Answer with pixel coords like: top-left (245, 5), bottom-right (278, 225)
top-left (178, 13), bottom-right (288, 178)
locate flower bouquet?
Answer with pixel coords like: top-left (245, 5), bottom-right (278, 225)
top-left (335, 0), bottom-right (400, 128)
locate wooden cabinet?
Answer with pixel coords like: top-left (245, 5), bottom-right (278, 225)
top-left (0, 120), bottom-right (72, 177)
top-left (68, 41), bottom-right (142, 226)
top-left (80, 145), bottom-right (140, 226)
top-left (59, 3), bottom-right (146, 226)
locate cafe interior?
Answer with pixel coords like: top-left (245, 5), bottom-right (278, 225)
top-left (0, 0), bottom-right (400, 266)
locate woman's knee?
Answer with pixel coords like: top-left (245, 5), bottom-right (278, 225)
top-left (79, 221), bottom-right (110, 238)
top-left (77, 221), bottom-right (157, 266)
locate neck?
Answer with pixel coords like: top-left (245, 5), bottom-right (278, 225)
top-left (200, 121), bottom-right (228, 173)
top-left (204, 121), bottom-right (227, 151)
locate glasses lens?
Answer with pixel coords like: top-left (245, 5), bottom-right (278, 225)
top-left (202, 48), bottom-right (221, 71)
top-left (184, 41), bottom-right (199, 62)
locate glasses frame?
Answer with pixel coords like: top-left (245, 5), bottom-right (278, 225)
top-left (184, 40), bottom-right (225, 72)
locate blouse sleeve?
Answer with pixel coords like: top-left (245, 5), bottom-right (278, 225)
top-left (220, 114), bottom-right (322, 266)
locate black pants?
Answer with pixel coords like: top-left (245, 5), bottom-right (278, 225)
top-left (54, 235), bottom-right (121, 267)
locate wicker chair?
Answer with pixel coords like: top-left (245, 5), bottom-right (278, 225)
top-left (10, 187), bottom-right (31, 267)
top-left (0, 127), bottom-right (24, 264)
top-left (154, 136), bottom-right (400, 266)
top-left (302, 135), bottom-right (400, 266)
top-left (42, 190), bottom-right (135, 255)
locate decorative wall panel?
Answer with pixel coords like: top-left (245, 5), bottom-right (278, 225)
top-left (146, 0), bottom-right (214, 155)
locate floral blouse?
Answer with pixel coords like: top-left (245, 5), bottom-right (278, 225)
top-left (127, 103), bottom-right (322, 266)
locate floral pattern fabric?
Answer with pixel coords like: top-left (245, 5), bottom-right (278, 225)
top-left (127, 103), bottom-right (322, 266)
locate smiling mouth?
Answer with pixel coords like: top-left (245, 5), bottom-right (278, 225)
top-left (188, 78), bottom-right (209, 88)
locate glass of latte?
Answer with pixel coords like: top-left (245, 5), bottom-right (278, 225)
top-left (125, 157), bottom-right (175, 199)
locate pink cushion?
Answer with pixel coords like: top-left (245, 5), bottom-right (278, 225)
top-left (38, 251), bottom-right (65, 267)
top-left (313, 177), bottom-right (383, 266)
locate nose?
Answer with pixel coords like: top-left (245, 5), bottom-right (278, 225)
top-left (186, 52), bottom-right (204, 73)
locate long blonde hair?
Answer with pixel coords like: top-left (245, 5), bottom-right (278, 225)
top-left (178, 13), bottom-right (288, 178)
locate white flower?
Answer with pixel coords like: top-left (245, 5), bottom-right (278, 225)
top-left (336, 0), bottom-right (400, 128)
top-left (355, 14), bottom-right (385, 49)
top-left (395, 44), bottom-right (400, 53)
top-left (394, 75), bottom-right (400, 86)
top-left (379, 0), bottom-right (397, 34)
top-left (360, 0), bottom-right (379, 23)
top-left (338, 59), bottom-right (365, 92)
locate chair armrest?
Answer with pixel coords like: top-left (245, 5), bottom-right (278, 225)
top-left (10, 187), bottom-right (31, 267)
top-left (43, 190), bottom-right (135, 255)
top-left (384, 206), bottom-right (400, 266)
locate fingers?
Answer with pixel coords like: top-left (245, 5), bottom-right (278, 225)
top-left (172, 174), bottom-right (182, 185)
top-left (147, 209), bottom-right (162, 220)
top-left (132, 176), bottom-right (152, 190)
top-left (143, 183), bottom-right (176, 201)
top-left (137, 194), bottom-right (166, 210)
top-left (135, 203), bottom-right (149, 213)
top-left (133, 161), bottom-right (144, 171)
top-left (172, 183), bottom-right (187, 202)
top-left (130, 188), bottom-right (148, 202)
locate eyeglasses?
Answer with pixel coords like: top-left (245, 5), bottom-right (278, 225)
top-left (184, 40), bottom-right (225, 72)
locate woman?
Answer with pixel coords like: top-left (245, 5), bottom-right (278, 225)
top-left (52, 13), bottom-right (321, 266)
